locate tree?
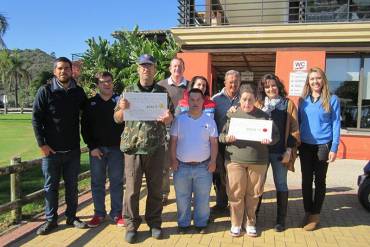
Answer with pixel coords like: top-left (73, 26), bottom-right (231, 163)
top-left (0, 14), bottom-right (9, 48)
top-left (79, 26), bottom-right (180, 96)
top-left (0, 50), bottom-right (31, 107)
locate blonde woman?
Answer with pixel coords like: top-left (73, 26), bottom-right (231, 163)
top-left (298, 67), bottom-right (341, 231)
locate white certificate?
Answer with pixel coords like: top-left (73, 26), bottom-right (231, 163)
top-left (228, 118), bottom-right (273, 142)
top-left (123, 92), bottom-right (167, 121)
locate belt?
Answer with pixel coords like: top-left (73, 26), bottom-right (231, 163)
top-left (181, 157), bottom-right (210, 165)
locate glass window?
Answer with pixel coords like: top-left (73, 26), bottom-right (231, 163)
top-left (326, 56), bottom-right (370, 129)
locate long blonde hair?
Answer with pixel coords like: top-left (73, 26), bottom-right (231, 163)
top-left (301, 67), bottom-right (331, 112)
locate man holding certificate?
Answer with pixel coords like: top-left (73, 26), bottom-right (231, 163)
top-left (219, 84), bottom-right (279, 238)
top-left (114, 54), bottom-right (174, 244)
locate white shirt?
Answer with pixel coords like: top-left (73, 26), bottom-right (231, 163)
top-left (168, 76), bottom-right (187, 87)
top-left (170, 112), bottom-right (218, 162)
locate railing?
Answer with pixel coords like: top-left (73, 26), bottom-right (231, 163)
top-left (177, 0), bottom-right (370, 27)
top-left (0, 107), bottom-right (32, 114)
top-left (0, 147), bottom-right (90, 223)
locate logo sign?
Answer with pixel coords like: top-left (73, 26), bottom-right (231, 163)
top-left (293, 60), bottom-right (307, 71)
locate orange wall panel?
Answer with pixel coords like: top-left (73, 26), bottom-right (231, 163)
top-left (176, 52), bottom-right (212, 92)
top-left (337, 135), bottom-right (370, 160)
top-left (275, 50), bottom-right (326, 106)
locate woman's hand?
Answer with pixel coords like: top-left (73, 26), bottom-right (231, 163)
top-left (261, 138), bottom-right (271, 145)
top-left (328, 151), bottom-right (337, 163)
top-left (225, 135), bottom-right (236, 143)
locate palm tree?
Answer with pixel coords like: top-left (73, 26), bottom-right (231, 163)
top-left (0, 50), bottom-right (31, 107)
top-left (0, 14), bottom-right (9, 48)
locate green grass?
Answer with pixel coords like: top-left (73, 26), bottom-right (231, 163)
top-left (0, 114), bottom-right (39, 166)
top-left (0, 113), bottom-right (92, 230)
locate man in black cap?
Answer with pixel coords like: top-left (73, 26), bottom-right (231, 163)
top-left (114, 54), bottom-right (174, 244)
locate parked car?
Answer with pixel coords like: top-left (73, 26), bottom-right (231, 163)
top-left (358, 161), bottom-right (370, 212)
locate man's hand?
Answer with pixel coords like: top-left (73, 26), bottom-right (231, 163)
top-left (40, 145), bottom-right (56, 157)
top-left (90, 148), bottom-right (103, 160)
top-left (118, 97), bottom-right (129, 111)
top-left (225, 135), bottom-right (236, 143)
top-left (171, 159), bottom-right (179, 172)
top-left (208, 162), bottom-right (216, 173)
top-left (157, 110), bottom-right (173, 125)
top-left (328, 151), bottom-right (337, 163)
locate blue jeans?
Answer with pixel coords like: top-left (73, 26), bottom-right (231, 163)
top-left (269, 153), bottom-right (288, 192)
top-left (42, 148), bottom-right (81, 222)
top-left (90, 146), bottom-right (124, 218)
top-left (173, 160), bottom-right (212, 227)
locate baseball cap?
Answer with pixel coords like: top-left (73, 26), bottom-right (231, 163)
top-left (137, 54), bottom-right (156, 65)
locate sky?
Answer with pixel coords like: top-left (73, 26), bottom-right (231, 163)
top-left (1, 0), bottom-right (179, 58)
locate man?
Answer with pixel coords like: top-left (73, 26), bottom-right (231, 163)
top-left (157, 57), bottom-right (188, 204)
top-left (81, 72), bottom-right (125, 228)
top-left (32, 57), bottom-right (87, 235)
top-left (114, 54), bottom-right (174, 244)
top-left (211, 70), bottom-right (241, 214)
top-left (170, 88), bottom-right (218, 234)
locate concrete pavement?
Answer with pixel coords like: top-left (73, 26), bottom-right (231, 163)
top-left (2, 158), bottom-right (370, 247)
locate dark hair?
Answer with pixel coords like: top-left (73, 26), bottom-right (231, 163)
top-left (239, 84), bottom-right (256, 98)
top-left (53, 57), bottom-right (72, 69)
top-left (257, 73), bottom-right (287, 101)
top-left (95, 71), bottom-right (113, 84)
top-left (188, 88), bottom-right (205, 99)
top-left (190, 75), bottom-right (210, 96)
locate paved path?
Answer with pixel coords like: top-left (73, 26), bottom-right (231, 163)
top-left (2, 159), bottom-right (370, 247)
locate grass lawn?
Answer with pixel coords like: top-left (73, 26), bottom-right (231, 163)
top-left (0, 113), bottom-right (91, 230)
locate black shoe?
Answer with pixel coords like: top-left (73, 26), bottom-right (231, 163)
top-left (66, 217), bottom-right (87, 229)
top-left (178, 226), bottom-right (190, 234)
top-left (151, 227), bottom-right (162, 239)
top-left (195, 226), bottom-right (207, 234)
top-left (36, 221), bottom-right (58, 235)
top-left (125, 230), bottom-right (137, 244)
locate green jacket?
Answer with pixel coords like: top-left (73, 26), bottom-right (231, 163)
top-left (117, 82), bottom-right (174, 155)
top-left (219, 108), bottom-right (280, 164)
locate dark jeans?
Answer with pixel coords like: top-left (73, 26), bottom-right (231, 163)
top-left (213, 144), bottom-right (228, 208)
top-left (123, 146), bottom-right (165, 231)
top-left (299, 142), bottom-right (330, 214)
top-left (41, 148), bottom-right (81, 222)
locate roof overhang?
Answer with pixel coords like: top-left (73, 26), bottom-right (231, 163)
top-left (171, 22), bottom-right (370, 47)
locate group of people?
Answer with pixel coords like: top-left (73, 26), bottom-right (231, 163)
top-left (31, 54), bottom-right (340, 244)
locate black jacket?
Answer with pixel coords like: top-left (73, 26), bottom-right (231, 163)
top-left (81, 94), bottom-right (124, 150)
top-left (32, 78), bottom-right (87, 151)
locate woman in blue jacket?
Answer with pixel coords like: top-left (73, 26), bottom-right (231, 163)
top-left (298, 67), bottom-right (341, 231)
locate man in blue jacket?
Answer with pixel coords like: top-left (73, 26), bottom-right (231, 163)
top-left (32, 57), bottom-right (87, 235)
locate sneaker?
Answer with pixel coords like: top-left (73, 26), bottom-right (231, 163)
top-left (66, 217), bottom-right (87, 229)
top-left (178, 226), bottom-right (190, 234)
top-left (151, 227), bottom-right (162, 239)
top-left (195, 226), bottom-right (207, 234)
top-left (87, 215), bottom-right (104, 228)
top-left (230, 226), bottom-right (242, 237)
top-left (246, 225), bottom-right (257, 237)
top-left (114, 215), bottom-right (125, 227)
top-left (125, 230), bottom-right (137, 244)
top-left (36, 221), bottom-right (58, 235)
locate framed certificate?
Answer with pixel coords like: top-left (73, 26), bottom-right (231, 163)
top-left (228, 118), bottom-right (273, 142)
top-left (123, 92), bottom-right (167, 121)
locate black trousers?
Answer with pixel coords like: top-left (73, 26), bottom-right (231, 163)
top-left (213, 144), bottom-right (228, 208)
top-left (299, 142), bottom-right (330, 214)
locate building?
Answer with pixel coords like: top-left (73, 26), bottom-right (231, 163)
top-left (171, 0), bottom-right (370, 160)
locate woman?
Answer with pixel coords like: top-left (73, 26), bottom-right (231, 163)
top-left (176, 76), bottom-right (216, 118)
top-left (298, 67), bottom-right (341, 231)
top-left (219, 84), bottom-right (279, 237)
top-left (256, 74), bottom-right (300, 232)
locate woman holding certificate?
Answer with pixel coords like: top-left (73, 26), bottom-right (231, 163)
top-left (298, 67), bottom-right (340, 231)
top-left (219, 85), bottom-right (279, 237)
top-left (256, 74), bottom-right (300, 232)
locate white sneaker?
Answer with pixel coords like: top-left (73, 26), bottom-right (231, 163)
top-left (246, 225), bottom-right (257, 237)
top-left (230, 226), bottom-right (242, 237)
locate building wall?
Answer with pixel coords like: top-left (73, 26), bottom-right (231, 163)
top-left (275, 50), bottom-right (370, 160)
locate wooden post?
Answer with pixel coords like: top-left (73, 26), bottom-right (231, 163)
top-left (10, 157), bottom-right (22, 223)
